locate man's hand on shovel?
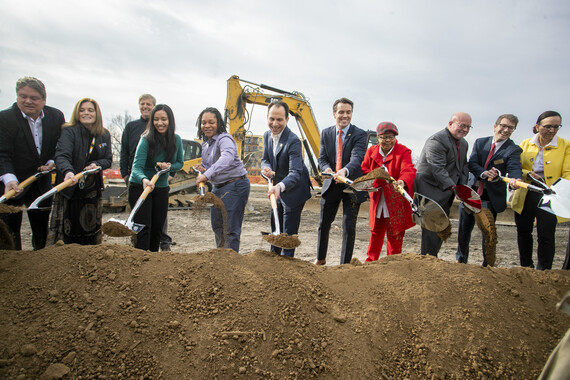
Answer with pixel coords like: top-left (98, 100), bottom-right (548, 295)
top-left (262, 168), bottom-right (281, 200)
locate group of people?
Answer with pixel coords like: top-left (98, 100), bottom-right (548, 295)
top-left (1, 76), bottom-right (568, 270)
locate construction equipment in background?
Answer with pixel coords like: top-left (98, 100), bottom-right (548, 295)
top-left (224, 75), bottom-right (378, 186)
top-left (102, 75), bottom-right (377, 210)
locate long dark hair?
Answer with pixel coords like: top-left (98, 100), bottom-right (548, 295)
top-left (196, 107), bottom-right (227, 139)
top-left (144, 104), bottom-right (177, 166)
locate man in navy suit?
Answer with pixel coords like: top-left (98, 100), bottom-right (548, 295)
top-left (456, 114), bottom-right (522, 265)
top-left (261, 101), bottom-right (312, 257)
top-left (0, 77), bottom-right (64, 250)
top-left (315, 98), bottom-right (367, 265)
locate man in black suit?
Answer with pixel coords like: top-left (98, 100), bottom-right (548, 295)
top-left (414, 112), bottom-right (471, 256)
top-left (261, 101), bottom-right (312, 257)
top-left (0, 77), bottom-right (64, 250)
top-left (315, 98), bottom-right (367, 265)
top-left (456, 114), bottom-right (522, 265)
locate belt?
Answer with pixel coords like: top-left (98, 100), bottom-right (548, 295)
top-left (215, 175), bottom-right (247, 188)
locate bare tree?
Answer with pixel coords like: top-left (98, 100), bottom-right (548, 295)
top-left (106, 111), bottom-right (132, 168)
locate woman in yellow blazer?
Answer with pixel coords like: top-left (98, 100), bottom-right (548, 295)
top-left (511, 111), bottom-right (570, 270)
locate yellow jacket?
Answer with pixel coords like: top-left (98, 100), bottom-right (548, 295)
top-left (511, 136), bottom-right (570, 221)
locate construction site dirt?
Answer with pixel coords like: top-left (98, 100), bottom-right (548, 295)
top-left (2, 184), bottom-right (570, 379)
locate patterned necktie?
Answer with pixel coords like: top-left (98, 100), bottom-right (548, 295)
top-left (477, 142), bottom-right (496, 196)
top-left (336, 130), bottom-right (343, 172)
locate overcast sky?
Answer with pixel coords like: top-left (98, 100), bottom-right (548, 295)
top-left (1, 0), bottom-right (568, 159)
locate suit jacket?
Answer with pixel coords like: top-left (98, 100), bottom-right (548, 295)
top-left (55, 124), bottom-right (113, 199)
top-left (361, 142), bottom-right (416, 234)
top-left (0, 103), bottom-right (64, 199)
top-left (414, 127), bottom-right (469, 207)
top-left (469, 136), bottom-right (522, 213)
top-left (261, 126), bottom-right (311, 209)
top-left (318, 124), bottom-right (367, 202)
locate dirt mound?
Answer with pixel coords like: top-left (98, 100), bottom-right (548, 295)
top-left (1, 244), bottom-right (570, 379)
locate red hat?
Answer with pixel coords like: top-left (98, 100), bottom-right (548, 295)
top-left (376, 122), bottom-right (399, 136)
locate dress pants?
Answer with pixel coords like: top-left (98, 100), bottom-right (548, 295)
top-left (270, 199), bottom-right (304, 257)
top-left (211, 177), bottom-right (250, 253)
top-left (420, 193), bottom-right (454, 257)
top-left (316, 185), bottom-right (361, 264)
top-left (365, 216), bottom-right (404, 261)
top-left (0, 182), bottom-right (51, 250)
top-left (515, 190), bottom-right (557, 270)
top-left (456, 200), bottom-right (497, 266)
top-left (129, 184), bottom-right (170, 252)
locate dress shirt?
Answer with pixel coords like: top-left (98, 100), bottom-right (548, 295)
top-left (375, 146), bottom-right (394, 218)
top-left (530, 134), bottom-right (558, 178)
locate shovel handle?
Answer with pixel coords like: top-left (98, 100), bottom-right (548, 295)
top-left (140, 173), bottom-right (161, 200)
top-left (54, 172), bottom-right (87, 192)
top-left (198, 182), bottom-right (206, 196)
top-left (2, 175), bottom-right (40, 200)
top-left (334, 174), bottom-right (354, 185)
top-left (500, 177), bottom-right (530, 190)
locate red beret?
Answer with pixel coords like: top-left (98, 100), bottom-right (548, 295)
top-left (376, 122), bottom-right (399, 136)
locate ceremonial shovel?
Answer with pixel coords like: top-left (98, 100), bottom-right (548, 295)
top-left (104, 166), bottom-right (169, 235)
top-left (260, 172), bottom-right (301, 250)
top-left (28, 167), bottom-right (102, 210)
top-left (0, 168), bottom-right (55, 204)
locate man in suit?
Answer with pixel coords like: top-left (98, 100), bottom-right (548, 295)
top-left (315, 97), bottom-right (367, 265)
top-left (456, 114), bottom-right (522, 265)
top-left (0, 77), bottom-right (64, 250)
top-left (414, 112), bottom-right (472, 256)
top-left (261, 101), bottom-right (312, 257)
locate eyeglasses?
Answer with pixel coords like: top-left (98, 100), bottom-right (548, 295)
top-left (377, 135), bottom-right (396, 141)
top-left (498, 123), bottom-right (516, 131)
top-left (539, 124), bottom-right (562, 130)
top-left (453, 121), bottom-right (472, 130)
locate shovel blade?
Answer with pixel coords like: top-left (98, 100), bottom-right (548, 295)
top-left (413, 193), bottom-right (450, 232)
top-left (456, 184), bottom-right (482, 213)
top-left (539, 178), bottom-right (570, 219)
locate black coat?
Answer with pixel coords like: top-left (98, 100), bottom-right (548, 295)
top-left (55, 124), bottom-right (112, 199)
top-left (0, 103), bottom-right (64, 200)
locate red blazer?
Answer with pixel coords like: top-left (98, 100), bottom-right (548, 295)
top-left (361, 142), bottom-right (416, 234)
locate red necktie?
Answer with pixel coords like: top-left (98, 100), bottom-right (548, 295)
top-left (477, 142), bottom-right (496, 196)
top-left (336, 130), bottom-right (343, 172)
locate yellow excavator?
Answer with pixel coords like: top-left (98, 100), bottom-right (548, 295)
top-left (102, 75), bottom-right (377, 209)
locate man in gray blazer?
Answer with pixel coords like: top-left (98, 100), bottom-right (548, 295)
top-left (414, 112), bottom-right (472, 256)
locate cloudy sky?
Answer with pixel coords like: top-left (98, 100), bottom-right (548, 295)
top-left (1, 0), bottom-right (568, 159)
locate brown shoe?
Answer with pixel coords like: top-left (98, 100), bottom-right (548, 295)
top-left (314, 259), bottom-right (326, 266)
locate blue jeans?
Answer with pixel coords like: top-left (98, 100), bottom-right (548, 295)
top-left (456, 201), bottom-right (497, 266)
top-left (210, 177), bottom-right (250, 253)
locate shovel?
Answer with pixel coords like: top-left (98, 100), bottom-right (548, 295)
top-left (539, 177), bottom-right (570, 219)
top-left (455, 184), bottom-right (482, 214)
top-left (376, 166), bottom-right (450, 233)
top-left (489, 169), bottom-right (550, 194)
top-left (260, 172), bottom-right (301, 250)
top-left (103, 166), bottom-right (170, 236)
top-left (28, 167), bottom-right (102, 210)
top-left (0, 168), bottom-right (55, 204)
top-left (321, 172), bottom-right (379, 193)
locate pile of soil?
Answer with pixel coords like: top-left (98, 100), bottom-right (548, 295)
top-left (1, 243), bottom-right (569, 379)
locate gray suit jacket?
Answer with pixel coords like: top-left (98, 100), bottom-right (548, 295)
top-left (414, 128), bottom-right (469, 207)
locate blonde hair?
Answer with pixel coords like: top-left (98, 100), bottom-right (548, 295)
top-left (64, 98), bottom-right (105, 136)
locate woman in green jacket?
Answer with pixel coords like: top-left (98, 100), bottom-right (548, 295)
top-left (129, 104), bottom-right (183, 251)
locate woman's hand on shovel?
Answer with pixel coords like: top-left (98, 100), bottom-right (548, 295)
top-left (142, 178), bottom-right (155, 191)
top-left (156, 162), bottom-right (171, 170)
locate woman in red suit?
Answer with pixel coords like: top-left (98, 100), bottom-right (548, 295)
top-left (361, 122), bottom-right (417, 261)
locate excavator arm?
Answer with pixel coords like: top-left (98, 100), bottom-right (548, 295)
top-left (224, 75), bottom-right (322, 184)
